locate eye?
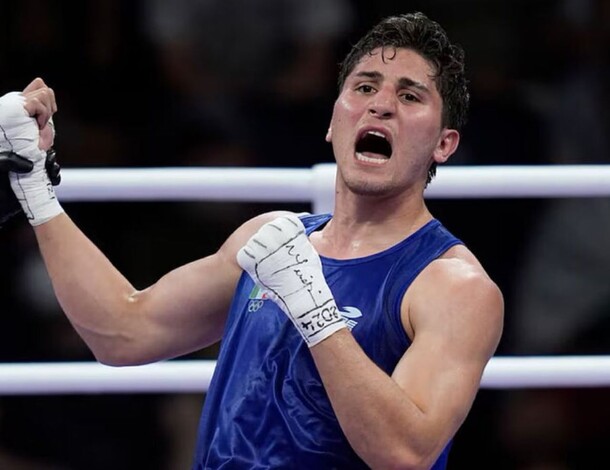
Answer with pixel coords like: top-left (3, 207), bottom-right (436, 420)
top-left (355, 84), bottom-right (376, 94)
top-left (399, 92), bottom-right (419, 103)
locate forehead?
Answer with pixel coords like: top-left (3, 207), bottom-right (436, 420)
top-left (349, 47), bottom-right (437, 86)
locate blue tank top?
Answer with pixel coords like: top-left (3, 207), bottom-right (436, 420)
top-left (193, 214), bottom-right (462, 469)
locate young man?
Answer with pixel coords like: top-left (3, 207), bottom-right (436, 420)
top-left (0, 12), bottom-right (503, 470)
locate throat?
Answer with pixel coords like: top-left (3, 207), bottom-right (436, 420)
top-left (312, 206), bottom-right (434, 260)
top-left (311, 224), bottom-right (396, 260)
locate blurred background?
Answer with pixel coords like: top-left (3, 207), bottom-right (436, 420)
top-left (0, 0), bottom-right (609, 468)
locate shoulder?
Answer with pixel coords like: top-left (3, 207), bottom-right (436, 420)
top-left (235, 210), bottom-right (308, 241)
top-left (217, 210), bottom-right (300, 262)
top-left (415, 244), bottom-right (503, 309)
top-left (402, 244), bottom-right (504, 347)
top-left (427, 244), bottom-right (501, 297)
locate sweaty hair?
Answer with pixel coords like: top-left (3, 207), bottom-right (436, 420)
top-left (337, 12), bottom-right (470, 183)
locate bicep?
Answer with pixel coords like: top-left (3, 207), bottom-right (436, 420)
top-left (132, 249), bottom-right (242, 361)
top-left (391, 269), bottom-right (503, 443)
top-left (129, 210), bottom-right (294, 362)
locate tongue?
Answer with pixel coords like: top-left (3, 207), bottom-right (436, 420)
top-left (356, 133), bottom-right (392, 158)
top-left (360, 151), bottom-right (388, 159)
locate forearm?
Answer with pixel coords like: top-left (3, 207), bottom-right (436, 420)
top-left (33, 213), bottom-right (142, 360)
top-left (311, 331), bottom-right (439, 470)
top-left (236, 215), bottom-right (452, 467)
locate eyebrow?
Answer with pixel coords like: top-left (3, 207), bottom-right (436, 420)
top-left (353, 71), bottom-right (430, 93)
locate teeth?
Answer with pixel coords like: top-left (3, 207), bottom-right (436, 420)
top-left (356, 152), bottom-right (389, 164)
top-left (366, 130), bottom-right (387, 140)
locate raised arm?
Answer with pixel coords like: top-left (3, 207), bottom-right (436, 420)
top-left (32, 212), bottom-right (271, 366)
top-left (0, 77), bottom-right (288, 366)
top-left (26, 202), bottom-right (289, 366)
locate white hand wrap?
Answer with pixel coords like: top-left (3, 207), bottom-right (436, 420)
top-left (237, 215), bottom-right (346, 347)
top-left (0, 91), bottom-right (63, 225)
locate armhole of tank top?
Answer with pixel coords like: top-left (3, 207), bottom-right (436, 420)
top-left (385, 238), bottom-right (463, 347)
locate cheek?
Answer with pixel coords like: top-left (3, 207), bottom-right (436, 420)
top-left (402, 111), bottom-right (442, 146)
top-left (330, 99), bottom-right (360, 140)
top-left (332, 95), bottom-right (360, 126)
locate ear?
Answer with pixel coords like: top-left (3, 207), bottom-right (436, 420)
top-left (432, 128), bottom-right (460, 164)
top-left (325, 125), bottom-right (333, 143)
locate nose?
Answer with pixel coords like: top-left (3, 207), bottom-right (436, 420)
top-left (368, 88), bottom-right (396, 119)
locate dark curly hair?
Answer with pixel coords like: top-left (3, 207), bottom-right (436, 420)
top-left (337, 12), bottom-right (470, 183)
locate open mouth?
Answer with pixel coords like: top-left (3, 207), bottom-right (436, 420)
top-left (355, 130), bottom-right (392, 163)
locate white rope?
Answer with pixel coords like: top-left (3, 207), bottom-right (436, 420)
top-left (56, 167), bottom-right (313, 202)
top-left (6, 166), bottom-right (609, 394)
top-left (55, 164), bottom-right (610, 202)
top-left (481, 356), bottom-right (610, 389)
top-left (1, 356), bottom-right (609, 395)
top-left (426, 164), bottom-right (610, 198)
top-left (0, 361), bottom-right (214, 395)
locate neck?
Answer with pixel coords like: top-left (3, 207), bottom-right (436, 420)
top-left (313, 185), bottom-right (433, 259)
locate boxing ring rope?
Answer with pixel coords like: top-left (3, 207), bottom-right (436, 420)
top-left (2, 356), bottom-right (610, 395)
top-left (55, 164), bottom-right (610, 213)
top-left (2, 163), bottom-right (610, 394)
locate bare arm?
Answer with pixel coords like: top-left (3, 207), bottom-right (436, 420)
top-left (11, 77), bottom-right (291, 365)
top-left (32, 213), bottom-right (235, 365)
top-left (310, 249), bottom-right (504, 469)
top-left (33, 211), bottom-right (289, 366)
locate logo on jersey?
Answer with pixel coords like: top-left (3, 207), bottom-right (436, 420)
top-left (246, 284), bottom-right (271, 313)
top-left (246, 283), bottom-right (363, 328)
top-left (339, 306), bottom-right (362, 330)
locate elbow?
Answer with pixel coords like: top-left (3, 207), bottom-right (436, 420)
top-left (93, 349), bottom-right (137, 367)
top-left (366, 443), bottom-right (442, 470)
top-left (95, 352), bottom-right (136, 367)
top-left (79, 324), bottom-right (156, 367)
top-left (89, 339), bottom-right (151, 367)
top-left (381, 452), bottom-right (432, 470)
top-left (94, 345), bottom-right (158, 367)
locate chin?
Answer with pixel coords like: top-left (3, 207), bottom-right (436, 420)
top-left (344, 179), bottom-right (395, 197)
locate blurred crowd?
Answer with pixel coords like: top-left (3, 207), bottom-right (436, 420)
top-left (0, 0), bottom-right (609, 468)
